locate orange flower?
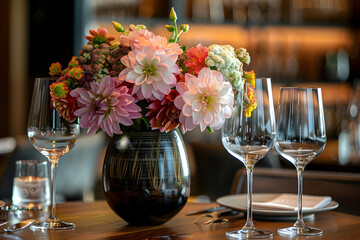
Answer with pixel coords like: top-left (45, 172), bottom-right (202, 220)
top-left (49, 62), bottom-right (62, 76)
top-left (68, 56), bottom-right (79, 68)
top-left (68, 67), bottom-right (83, 80)
top-left (85, 28), bottom-right (115, 44)
top-left (49, 82), bottom-right (68, 99)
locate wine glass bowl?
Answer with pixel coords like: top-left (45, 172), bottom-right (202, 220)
top-left (27, 77), bottom-right (80, 230)
top-left (275, 87), bottom-right (326, 236)
top-left (222, 77), bottom-right (275, 239)
top-left (28, 129), bottom-right (78, 162)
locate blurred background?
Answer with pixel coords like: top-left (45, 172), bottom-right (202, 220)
top-left (1, 0), bottom-right (360, 207)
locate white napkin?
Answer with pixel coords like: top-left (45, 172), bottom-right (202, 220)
top-left (253, 193), bottom-right (332, 210)
top-left (0, 137), bottom-right (16, 154)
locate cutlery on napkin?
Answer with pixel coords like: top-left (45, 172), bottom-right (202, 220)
top-left (252, 193), bottom-right (332, 210)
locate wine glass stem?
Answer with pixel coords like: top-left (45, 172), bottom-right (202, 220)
top-left (295, 167), bottom-right (305, 228)
top-left (244, 165), bottom-right (255, 229)
top-left (49, 159), bottom-right (59, 220)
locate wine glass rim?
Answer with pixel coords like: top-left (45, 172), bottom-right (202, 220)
top-left (280, 87), bottom-right (321, 90)
top-left (15, 159), bottom-right (48, 166)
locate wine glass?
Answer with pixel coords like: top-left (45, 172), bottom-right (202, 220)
top-left (222, 77), bottom-right (275, 239)
top-left (27, 77), bottom-right (80, 230)
top-left (275, 87), bottom-right (326, 236)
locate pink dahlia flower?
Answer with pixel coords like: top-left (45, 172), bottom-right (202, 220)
top-left (184, 44), bottom-right (208, 75)
top-left (120, 28), bottom-right (155, 48)
top-left (119, 46), bottom-right (179, 100)
top-left (70, 75), bottom-right (141, 136)
top-left (175, 68), bottom-right (234, 132)
top-left (146, 89), bottom-right (181, 132)
top-left (174, 81), bottom-right (196, 134)
top-left (121, 28), bottom-right (182, 56)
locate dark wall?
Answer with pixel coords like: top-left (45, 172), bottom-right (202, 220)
top-left (0, 0), bottom-right (10, 137)
top-left (28, 0), bottom-right (74, 78)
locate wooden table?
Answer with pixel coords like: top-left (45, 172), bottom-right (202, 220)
top-left (4, 201), bottom-right (360, 240)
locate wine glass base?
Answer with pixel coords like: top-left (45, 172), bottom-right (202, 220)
top-left (226, 229), bottom-right (273, 239)
top-left (277, 226), bottom-right (322, 236)
top-left (30, 218), bottom-right (75, 230)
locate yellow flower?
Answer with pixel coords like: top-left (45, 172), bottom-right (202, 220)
top-left (244, 83), bottom-right (257, 117)
top-left (244, 70), bottom-right (255, 88)
top-left (244, 100), bottom-right (257, 118)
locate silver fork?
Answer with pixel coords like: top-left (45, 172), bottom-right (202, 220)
top-left (193, 209), bottom-right (240, 225)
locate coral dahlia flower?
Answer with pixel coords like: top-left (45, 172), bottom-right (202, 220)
top-left (175, 68), bottom-right (234, 132)
top-left (70, 76), bottom-right (141, 136)
top-left (184, 44), bottom-right (208, 75)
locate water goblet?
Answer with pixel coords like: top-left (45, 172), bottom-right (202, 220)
top-left (27, 77), bottom-right (80, 230)
top-left (222, 77), bottom-right (275, 239)
top-left (275, 87), bottom-right (326, 236)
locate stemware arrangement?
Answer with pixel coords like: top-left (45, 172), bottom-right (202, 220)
top-left (27, 78), bottom-right (80, 230)
top-left (222, 79), bottom-right (327, 239)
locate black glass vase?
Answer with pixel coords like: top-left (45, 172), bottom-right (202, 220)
top-left (102, 129), bottom-right (190, 225)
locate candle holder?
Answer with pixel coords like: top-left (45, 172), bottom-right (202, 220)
top-left (12, 160), bottom-right (50, 221)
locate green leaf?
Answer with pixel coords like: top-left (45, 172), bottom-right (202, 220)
top-left (206, 126), bottom-right (214, 133)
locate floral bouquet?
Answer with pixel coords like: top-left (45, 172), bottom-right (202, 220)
top-left (49, 8), bottom-right (256, 137)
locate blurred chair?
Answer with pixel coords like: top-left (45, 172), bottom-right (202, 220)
top-left (56, 133), bottom-right (107, 202)
top-left (231, 167), bottom-right (360, 215)
top-left (188, 142), bottom-right (280, 201)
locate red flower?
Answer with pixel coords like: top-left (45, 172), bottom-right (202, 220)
top-left (184, 44), bottom-right (208, 75)
top-left (146, 90), bottom-right (181, 132)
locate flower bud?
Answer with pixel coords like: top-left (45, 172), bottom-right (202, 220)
top-left (180, 24), bottom-right (189, 32)
top-left (97, 28), bottom-right (107, 37)
top-left (165, 24), bottom-right (175, 32)
top-left (169, 7), bottom-right (177, 21)
top-left (89, 29), bottom-right (96, 36)
top-left (112, 21), bottom-right (125, 32)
